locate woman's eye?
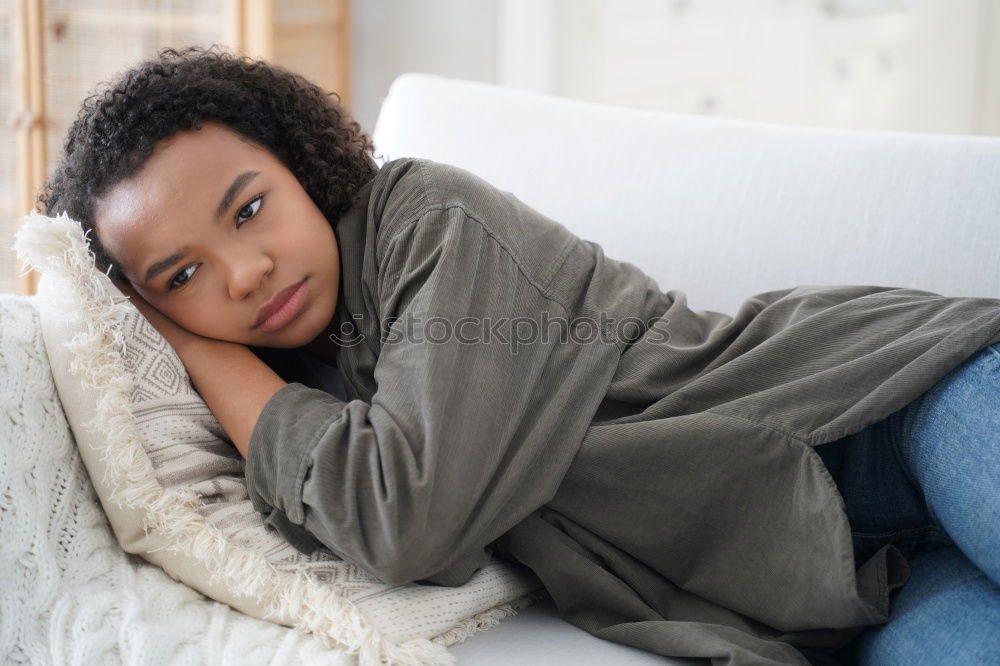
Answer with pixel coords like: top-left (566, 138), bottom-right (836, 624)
top-left (168, 264), bottom-right (197, 291)
top-left (236, 194), bottom-right (264, 227)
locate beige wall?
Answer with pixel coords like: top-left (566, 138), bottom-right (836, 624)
top-left (351, 0), bottom-right (499, 136)
top-left (496, 0), bottom-right (1000, 136)
top-left (353, 0), bottom-right (1000, 139)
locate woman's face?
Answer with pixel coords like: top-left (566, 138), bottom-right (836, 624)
top-left (94, 121), bottom-right (341, 352)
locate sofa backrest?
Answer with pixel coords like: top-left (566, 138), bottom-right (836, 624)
top-left (371, 73), bottom-right (1000, 314)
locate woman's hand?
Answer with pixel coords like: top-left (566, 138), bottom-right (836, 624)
top-left (114, 279), bottom-right (207, 355)
top-left (112, 278), bottom-right (287, 459)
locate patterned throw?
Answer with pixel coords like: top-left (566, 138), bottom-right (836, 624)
top-left (13, 211), bottom-right (547, 666)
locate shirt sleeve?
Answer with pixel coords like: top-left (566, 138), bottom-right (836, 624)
top-left (245, 205), bottom-right (599, 586)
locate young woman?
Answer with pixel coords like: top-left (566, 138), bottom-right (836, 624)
top-left (38, 45), bottom-right (1000, 665)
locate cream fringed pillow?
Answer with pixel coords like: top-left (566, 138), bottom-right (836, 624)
top-left (14, 211), bottom-right (547, 666)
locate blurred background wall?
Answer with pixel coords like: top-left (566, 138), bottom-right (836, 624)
top-left (4, 0), bottom-right (998, 294)
top-left (353, 0), bottom-right (1000, 136)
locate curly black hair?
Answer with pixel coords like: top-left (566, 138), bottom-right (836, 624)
top-left (37, 44), bottom-right (379, 283)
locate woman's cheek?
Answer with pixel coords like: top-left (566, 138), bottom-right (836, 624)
top-left (157, 302), bottom-right (207, 335)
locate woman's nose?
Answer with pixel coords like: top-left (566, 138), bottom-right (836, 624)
top-left (223, 248), bottom-right (273, 300)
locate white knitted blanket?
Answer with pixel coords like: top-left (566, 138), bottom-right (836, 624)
top-left (0, 293), bottom-right (355, 665)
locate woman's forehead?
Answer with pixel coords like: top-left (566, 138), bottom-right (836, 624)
top-left (94, 124), bottom-right (269, 276)
top-left (93, 176), bottom-right (179, 282)
top-left (141, 124), bottom-right (265, 184)
top-left (100, 125), bottom-right (268, 214)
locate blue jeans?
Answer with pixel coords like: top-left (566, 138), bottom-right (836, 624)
top-left (813, 342), bottom-right (1000, 665)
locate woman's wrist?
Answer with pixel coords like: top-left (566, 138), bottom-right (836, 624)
top-left (177, 339), bottom-right (287, 459)
top-left (172, 333), bottom-right (237, 363)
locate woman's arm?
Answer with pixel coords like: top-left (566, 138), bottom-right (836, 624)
top-left (116, 281), bottom-right (286, 458)
top-left (179, 341), bottom-right (286, 458)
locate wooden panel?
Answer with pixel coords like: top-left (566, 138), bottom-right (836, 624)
top-left (233, 0), bottom-right (274, 61)
top-left (274, 0), bottom-right (351, 107)
top-left (13, 0), bottom-right (45, 295)
top-left (0, 0), bottom-right (21, 294)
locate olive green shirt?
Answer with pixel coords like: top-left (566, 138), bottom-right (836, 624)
top-left (247, 157), bottom-right (1000, 665)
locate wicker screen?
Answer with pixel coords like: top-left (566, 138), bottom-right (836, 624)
top-left (42, 1), bottom-right (227, 172)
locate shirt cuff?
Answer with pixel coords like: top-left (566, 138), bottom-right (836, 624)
top-left (245, 381), bottom-right (346, 527)
top-left (261, 505), bottom-right (326, 555)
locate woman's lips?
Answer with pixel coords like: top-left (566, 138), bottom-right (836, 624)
top-left (254, 279), bottom-right (308, 331)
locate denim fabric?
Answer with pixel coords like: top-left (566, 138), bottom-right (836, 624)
top-left (814, 342), bottom-right (1000, 665)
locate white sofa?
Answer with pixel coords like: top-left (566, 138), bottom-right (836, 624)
top-left (5, 73), bottom-right (1000, 665)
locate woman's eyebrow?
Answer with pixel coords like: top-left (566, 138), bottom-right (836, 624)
top-left (143, 248), bottom-right (188, 285)
top-left (215, 170), bottom-right (260, 220)
top-left (142, 170), bottom-right (261, 284)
